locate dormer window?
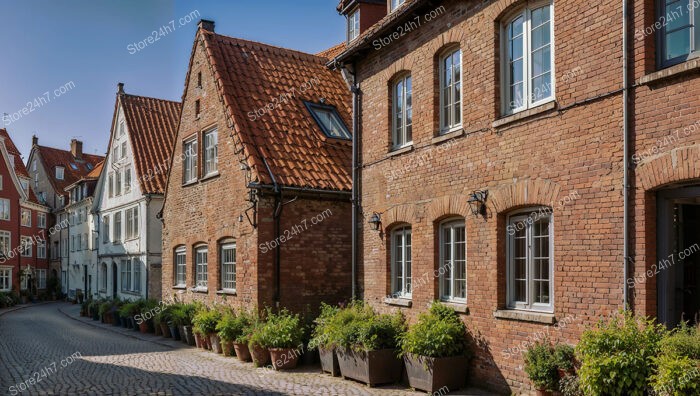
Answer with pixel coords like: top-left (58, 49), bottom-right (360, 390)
top-left (304, 102), bottom-right (352, 140)
top-left (348, 8), bottom-right (360, 42)
top-left (390, 0), bottom-right (405, 12)
top-left (56, 166), bottom-right (64, 180)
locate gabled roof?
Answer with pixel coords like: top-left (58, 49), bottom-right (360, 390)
top-left (196, 28), bottom-right (352, 191)
top-left (64, 160), bottom-right (104, 192)
top-left (115, 92), bottom-right (181, 195)
top-left (34, 145), bottom-right (103, 196)
top-left (0, 128), bottom-right (41, 204)
top-left (316, 42), bottom-right (347, 60)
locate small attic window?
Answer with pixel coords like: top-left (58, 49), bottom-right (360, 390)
top-left (304, 102), bottom-right (352, 140)
top-left (56, 166), bottom-right (65, 180)
top-left (70, 163), bottom-right (78, 170)
top-left (86, 163), bottom-right (94, 171)
top-left (197, 71), bottom-right (202, 88)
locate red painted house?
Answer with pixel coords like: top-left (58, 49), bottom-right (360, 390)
top-left (0, 129), bottom-right (51, 297)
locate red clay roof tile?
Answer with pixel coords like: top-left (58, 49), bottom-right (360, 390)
top-left (35, 145), bottom-right (103, 197)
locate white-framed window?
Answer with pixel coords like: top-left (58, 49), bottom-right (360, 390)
top-left (32, 160), bottom-right (37, 172)
top-left (440, 219), bottom-right (467, 302)
top-left (113, 212), bottom-right (122, 243)
top-left (121, 259), bottom-right (131, 291)
top-left (183, 138), bottom-right (198, 183)
top-left (175, 247), bottom-right (187, 287)
top-left (34, 174), bottom-right (38, 189)
top-left (507, 208), bottom-right (554, 312)
top-left (0, 199), bottom-right (11, 221)
top-left (440, 48), bottom-right (462, 133)
top-left (58, 195), bottom-right (64, 207)
top-left (101, 264), bottom-right (107, 291)
top-left (203, 129), bottom-right (218, 176)
top-left (502, 1), bottom-right (554, 114)
top-left (0, 175), bottom-right (3, 190)
top-left (38, 239), bottom-right (46, 259)
top-left (392, 74), bottom-right (413, 149)
top-left (108, 173), bottom-right (114, 198)
top-left (38, 213), bottom-right (47, 228)
top-left (82, 233), bottom-right (88, 250)
top-left (20, 180), bottom-right (29, 195)
top-left (658, 0), bottom-right (700, 67)
top-left (125, 206), bottom-right (139, 240)
top-left (37, 269), bottom-right (46, 289)
top-left (20, 236), bottom-right (32, 257)
top-left (115, 171), bottom-right (122, 196)
top-left (195, 246), bottom-right (208, 288)
top-left (103, 216), bottom-right (110, 244)
top-left (0, 231), bottom-right (11, 256)
top-left (0, 267), bottom-right (11, 291)
top-left (124, 167), bottom-right (132, 193)
top-left (121, 141), bottom-right (127, 159)
top-left (119, 121), bottom-right (125, 137)
top-left (391, 226), bottom-right (412, 298)
top-left (55, 166), bottom-right (64, 180)
top-left (220, 243), bottom-right (236, 291)
top-left (390, 0), bottom-right (405, 12)
top-left (348, 8), bottom-right (360, 42)
top-left (21, 208), bottom-right (31, 227)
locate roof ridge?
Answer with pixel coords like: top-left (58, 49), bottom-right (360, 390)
top-left (209, 31), bottom-right (327, 63)
top-left (120, 93), bottom-right (181, 104)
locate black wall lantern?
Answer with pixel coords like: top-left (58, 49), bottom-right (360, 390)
top-left (368, 212), bottom-right (382, 231)
top-left (467, 190), bottom-right (488, 216)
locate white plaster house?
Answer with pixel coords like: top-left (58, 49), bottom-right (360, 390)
top-left (92, 83), bottom-right (180, 301)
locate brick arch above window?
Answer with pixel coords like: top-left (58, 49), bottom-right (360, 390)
top-left (637, 145), bottom-right (700, 191)
top-left (379, 58), bottom-right (416, 82)
top-left (489, 178), bottom-right (561, 214)
top-left (383, 203), bottom-right (417, 230)
top-left (426, 195), bottom-right (470, 222)
top-left (487, 0), bottom-right (531, 22)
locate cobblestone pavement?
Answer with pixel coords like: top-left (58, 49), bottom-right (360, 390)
top-left (0, 303), bottom-right (495, 396)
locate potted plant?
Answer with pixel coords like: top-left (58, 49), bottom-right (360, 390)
top-left (249, 320), bottom-right (271, 367)
top-left (80, 299), bottom-right (90, 317)
top-left (217, 311), bottom-right (251, 357)
top-left (400, 302), bottom-right (472, 393)
top-left (110, 300), bottom-right (122, 327)
top-left (231, 311), bottom-right (255, 362)
top-left (155, 308), bottom-right (170, 337)
top-left (194, 308), bottom-right (223, 353)
top-left (330, 302), bottom-right (406, 387)
top-left (90, 300), bottom-right (101, 321)
top-left (118, 302), bottom-right (135, 329)
top-left (166, 303), bottom-right (182, 340)
top-left (99, 301), bottom-right (113, 324)
top-left (309, 303), bottom-right (340, 376)
top-left (524, 340), bottom-right (558, 396)
top-left (260, 309), bottom-right (305, 370)
top-left (181, 303), bottom-right (198, 346)
top-left (554, 344), bottom-right (576, 378)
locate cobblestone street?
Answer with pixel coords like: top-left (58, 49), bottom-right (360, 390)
top-left (0, 304), bottom-right (492, 396)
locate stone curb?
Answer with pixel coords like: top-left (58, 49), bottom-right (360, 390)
top-left (0, 301), bottom-right (55, 317)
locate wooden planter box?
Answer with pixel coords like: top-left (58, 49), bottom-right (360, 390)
top-left (270, 348), bottom-right (300, 370)
top-left (233, 342), bottom-right (252, 362)
top-left (336, 348), bottom-right (402, 387)
top-left (404, 354), bottom-right (469, 393)
top-left (319, 348), bottom-right (340, 377)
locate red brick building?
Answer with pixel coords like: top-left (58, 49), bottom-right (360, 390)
top-left (0, 129), bottom-right (51, 296)
top-left (161, 21), bottom-right (353, 313)
top-left (331, 0), bottom-right (700, 392)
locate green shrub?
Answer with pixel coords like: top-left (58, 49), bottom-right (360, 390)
top-left (660, 322), bottom-right (700, 359)
top-left (118, 302), bottom-right (138, 318)
top-left (217, 312), bottom-right (252, 343)
top-left (558, 375), bottom-right (584, 396)
top-left (257, 309), bottom-right (304, 349)
top-left (400, 302), bottom-right (470, 358)
top-left (99, 301), bottom-right (112, 316)
top-left (554, 343), bottom-right (576, 371)
top-left (308, 303), bottom-right (339, 350)
top-left (576, 310), bottom-right (667, 396)
top-left (193, 309), bottom-right (222, 335)
top-left (524, 340), bottom-right (558, 391)
top-left (649, 353), bottom-right (700, 396)
top-left (325, 302), bottom-right (406, 352)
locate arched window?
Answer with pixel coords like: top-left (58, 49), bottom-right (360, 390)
top-left (391, 225), bottom-right (412, 298)
top-left (392, 74), bottom-right (413, 149)
top-left (195, 245), bottom-right (208, 289)
top-left (439, 47), bottom-right (462, 133)
top-left (439, 219), bottom-right (466, 302)
top-left (506, 207), bottom-right (554, 312)
top-left (220, 240), bottom-right (236, 292)
top-left (101, 263), bottom-right (108, 291)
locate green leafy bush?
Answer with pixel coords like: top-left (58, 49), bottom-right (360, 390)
top-left (98, 301), bottom-right (112, 316)
top-left (400, 302), bottom-right (470, 358)
top-left (257, 309), bottom-right (304, 349)
top-left (193, 308), bottom-right (222, 335)
top-left (118, 302), bottom-right (138, 318)
top-left (554, 343), bottom-right (576, 371)
top-left (322, 302), bottom-right (406, 352)
top-left (558, 375), bottom-right (584, 396)
top-left (576, 310), bottom-right (667, 396)
top-left (649, 353), bottom-right (700, 396)
top-left (524, 340), bottom-right (558, 391)
top-left (308, 303), bottom-right (339, 350)
top-left (216, 312), bottom-right (252, 343)
top-left (659, 322), bottom-right (700, 359)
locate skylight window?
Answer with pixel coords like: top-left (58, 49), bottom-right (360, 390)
top-left (70, 163), bottom-right (78, 170)
top-left (304, 102), bottom-right (351, 140)
top-left (87, 163), bottom-right (94, 171)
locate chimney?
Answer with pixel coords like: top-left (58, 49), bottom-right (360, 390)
top-left (117, 82), bottom-right (124, 94)
top-left (71, 139), bottom-right (83, 159)
top-left (32, 135), bottom-right (38, 146)
top-left (198, 19), bottom-right (215, 32)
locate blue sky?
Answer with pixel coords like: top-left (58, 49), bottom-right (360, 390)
top-left (0, 0), bottom-right (346, 160)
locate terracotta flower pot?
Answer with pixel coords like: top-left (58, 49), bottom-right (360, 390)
top-left (233, 342), bottom-right (252, 362)
top-left (535, 389), bottom-right (553, 396)
top-left (404, 354), bottom-right (469, 393)
top-left (209, 334), bottom-right (223, 354)
top-left (269, 348), bottom-right (301, 370)
top-left (194, 332), bottom-right (205, 348)
top-left (250, 343), bottom-right (270, 367)
top-left (160, 323), bottom-right (171, 338)
top-left (154, 323), bottom-right (162, 336)
top-left (139, 321), bottom-right (149, 333)
top-left (336, 348), bottom-right (403, 387)
top-left (319, 348), bottom-right (340, 377)
top-left (221, 340), bottom-right (235, 357)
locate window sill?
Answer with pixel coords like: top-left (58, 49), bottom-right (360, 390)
top-left (216, 289), bottom-right (237, 296)
top-left (182, 180), bottom-right (198, 187)
top-left (432, 128), bottom-right (464, 145)
top-left (493, 101), bottom-right (557, 129)
top-left (493, 309), bottom-right (555, 324)
top-left (121, 291), bottom-right (142, 296)
top-left (191, 287), bottom-right (208, 294)
top-left (200, 172), bottom-right (220, 182)
top-left (638, 57), bottom-right (700, 86)
top-left (386, 145), bottom-right (413, 158)
top-left (440, 301), bottom-right (469, 314)
top-left (172, 285), bottom-right (187, 290)
top-left (383, 297), bottom-right (412, 307)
